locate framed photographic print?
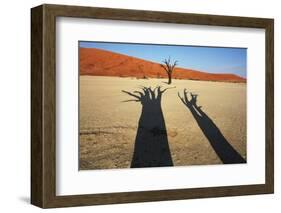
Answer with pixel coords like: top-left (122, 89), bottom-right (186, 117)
top-left (31, 4), bottom-right (274, 208)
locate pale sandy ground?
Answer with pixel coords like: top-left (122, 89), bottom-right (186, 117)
top-left (79, 76), bottom-right (246, 170)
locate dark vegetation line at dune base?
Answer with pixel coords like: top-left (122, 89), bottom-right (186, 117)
top-left (79, 47), bottom-right (246, 83)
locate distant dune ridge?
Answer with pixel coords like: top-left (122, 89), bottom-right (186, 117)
top-left (80, 47), bottom-right (246, 83)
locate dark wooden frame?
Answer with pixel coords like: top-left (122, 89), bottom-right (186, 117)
top-left (31, 4), bottom-right (274, 208)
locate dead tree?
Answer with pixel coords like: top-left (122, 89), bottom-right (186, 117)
top-left (160, 57), bottom-right (178, 84)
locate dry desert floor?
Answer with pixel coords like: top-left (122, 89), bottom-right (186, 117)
top-left (79, 76), bottom-right (246, 170)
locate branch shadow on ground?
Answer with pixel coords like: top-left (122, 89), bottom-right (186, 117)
top-left (122, 86), bottom-right (174, 168)
top-left (178, 89), bottom-right (246, 164)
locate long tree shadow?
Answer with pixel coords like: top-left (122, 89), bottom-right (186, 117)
top-left (178, 89), bottom-right (246, 164)
top-left (122, 86), bottom-right (174, 168)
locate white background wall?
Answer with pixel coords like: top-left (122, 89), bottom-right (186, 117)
top-left (0, 0), bottom-right (279, 212)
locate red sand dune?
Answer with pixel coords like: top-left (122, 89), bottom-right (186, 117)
top-left (80, 47), bottom-right (246, 83)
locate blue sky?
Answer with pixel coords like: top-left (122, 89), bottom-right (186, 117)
top-left (79, 41), bottom-right (247, 78)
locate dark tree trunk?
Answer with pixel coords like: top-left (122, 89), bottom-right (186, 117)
top-left (167, 73), bottom-right (172, 84)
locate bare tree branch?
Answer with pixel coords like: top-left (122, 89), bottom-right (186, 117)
top-left (160, 64), bottom-right (169, 74)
